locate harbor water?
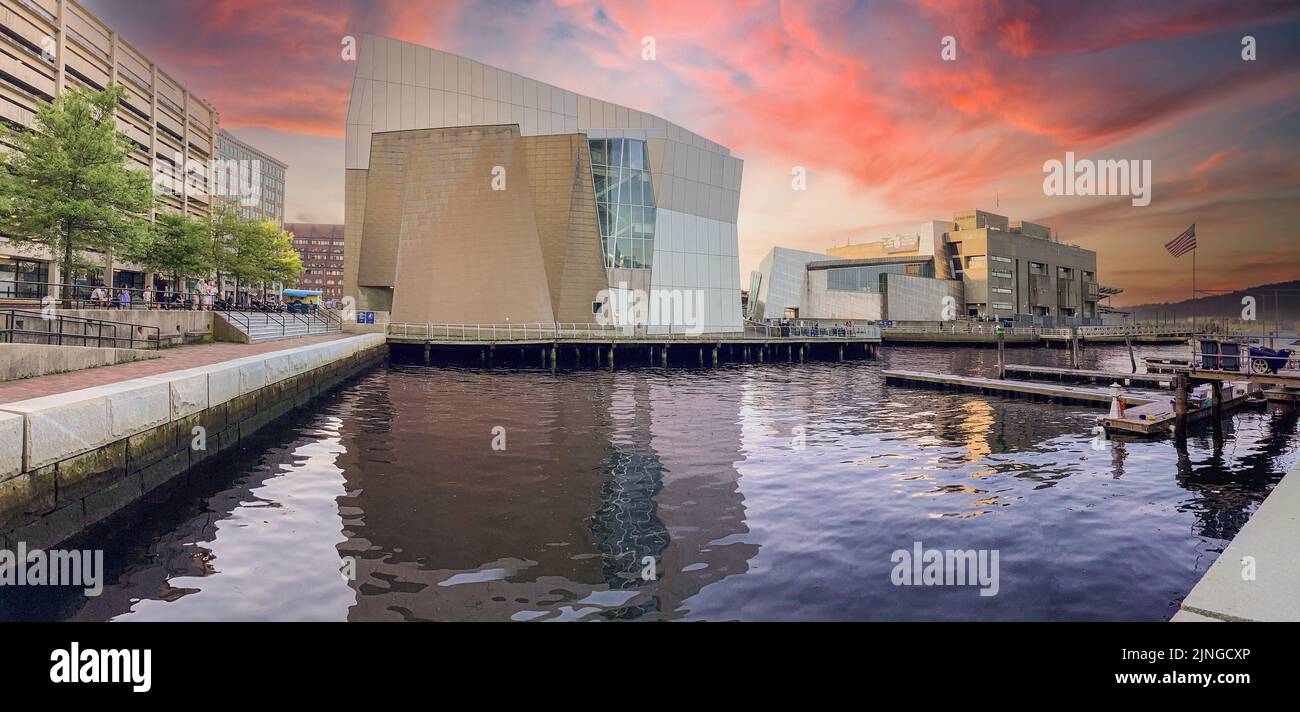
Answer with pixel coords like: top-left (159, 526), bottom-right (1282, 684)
top-left (4, 343), bottom-right (1296, 621)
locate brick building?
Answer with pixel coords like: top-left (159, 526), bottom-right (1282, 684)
top-left (284, 223), bottom-right (344, 301)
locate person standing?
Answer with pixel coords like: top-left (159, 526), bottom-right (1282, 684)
top-left (118, 287), bottom-right (131, 309)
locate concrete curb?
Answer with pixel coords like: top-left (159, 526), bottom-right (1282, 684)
top-left (1172, 458), bottom-right (1300, 622)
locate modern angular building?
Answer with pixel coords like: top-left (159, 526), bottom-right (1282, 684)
top-left (0, 0), bottom-right (219, 293)
top-left (344, 35), bottom-right (744, 333)
top-left (751, 210), bottom-right (1103, 325)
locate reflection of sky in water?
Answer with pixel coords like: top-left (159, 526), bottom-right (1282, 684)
top-left (9, 344), bottom-right (1293, 622)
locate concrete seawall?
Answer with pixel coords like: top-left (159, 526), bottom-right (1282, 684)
top-left (1173, 458), bottom-right (1300, 621)
top-left (0, 333), bottom-right (387, 550)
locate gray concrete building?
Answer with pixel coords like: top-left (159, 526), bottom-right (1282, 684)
top-left (753, 209), bottom-right (1104, 325)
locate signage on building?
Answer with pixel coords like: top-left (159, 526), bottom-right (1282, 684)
top-left (883, 234), bottom-right (919, 253)
top-left (357, 311), bottom-right (375, 324)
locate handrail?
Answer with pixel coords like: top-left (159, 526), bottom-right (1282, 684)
top-left (219, 309), bottom-right (251, 335)
top-left (1041, 325), bottom-right (1195, 338)
top-left (0, 308), bottom-right (162, 350)
top-left (0, 278), bottom-right (294, 313)
top-left (386, 322), bottom-right (882, 341)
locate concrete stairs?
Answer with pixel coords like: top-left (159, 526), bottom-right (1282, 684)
top-left (214, 311), bottom-right (342, 344)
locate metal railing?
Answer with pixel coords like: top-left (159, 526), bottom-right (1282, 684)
top-left (1040, 325), bottom-right (1195, 338)
top-left (0, 278), bottom-right (293, 313)
top-left (387, 322), bottom-right (882, 342)
top-left (218, 308), bottom-right (343, 340)
top-left (1, 308), bottom-right (162, 350)
top-left (880, 322), bottom-right (1040, 336)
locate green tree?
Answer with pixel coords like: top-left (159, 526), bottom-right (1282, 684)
top-left (137, 210), bottom-right (213, 290)
top-left (206, 200), bottom-right (241, 292)
top-left (262, 223), bottom-right (303, 289)
top-left (222, 219), bottom-right (295, 297)
top-left (0, 85), bottom-right (153, 303)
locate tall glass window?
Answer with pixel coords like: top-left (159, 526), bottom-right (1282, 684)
top-left (589, 138), bottom-right (655, 269)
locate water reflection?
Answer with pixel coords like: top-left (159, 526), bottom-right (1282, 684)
top-left (2, 344), bottom-right (1295, 622)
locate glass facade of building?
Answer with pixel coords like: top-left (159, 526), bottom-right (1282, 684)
top-left (825, 262), bottom-right (932, 292)
top-left (590, 138), bottom-right (655, 269)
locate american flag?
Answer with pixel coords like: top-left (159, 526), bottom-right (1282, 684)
top-left (1165, 224), bottom-right (1196, 258)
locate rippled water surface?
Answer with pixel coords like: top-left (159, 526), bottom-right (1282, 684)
top-left (7, 344), bottom-right (1297, 621)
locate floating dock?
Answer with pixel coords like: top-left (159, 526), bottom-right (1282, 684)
top-left (883, 368), bottom-right (1258, 439)
top-left (1101, 382), bottom-right (1252, 436)
top-left (1002, 364), bottom-right (1172, 389)
top-left (1264, 386), bottom-right (1300, 404)
top-left (881, 369), bottom-right (1156, 407)
top-left (1142, 358), bottom-right (1188, 374)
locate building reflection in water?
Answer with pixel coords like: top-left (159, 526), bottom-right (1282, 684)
top-left (336, 363), bottom-right (757, 621)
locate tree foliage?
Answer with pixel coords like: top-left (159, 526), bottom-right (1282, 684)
top-left (0, 85), bottom-right (153, 298)
top-left (136, 210), bottom-right (213, 287)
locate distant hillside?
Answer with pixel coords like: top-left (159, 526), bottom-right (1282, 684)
top-left (1121, 280), bottom-right (1300, 321)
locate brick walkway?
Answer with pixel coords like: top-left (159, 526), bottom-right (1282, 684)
top-left (0, 333), bottom-right (355, 404)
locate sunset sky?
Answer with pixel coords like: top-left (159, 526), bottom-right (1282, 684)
top-left (84, 0), bottom-right (1300, 306)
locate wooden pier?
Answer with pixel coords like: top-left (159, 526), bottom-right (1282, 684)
top-left (1264, 387), bottom-right (1300, 404)
top-left (884, 365), bottom-right (1261, 439)
top-left (385, 322), bottom-right (881, 368)
top-left (882, 369), bottom-right (1156, 407)
top-left (1002, 364), bottom-right (1173, 389)
top-left (1101, 384), bottom-right (1251, 436)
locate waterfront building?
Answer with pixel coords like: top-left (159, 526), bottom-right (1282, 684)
top-left (216, 129), bottom-right (288, 299)
top-left (343, 35), bottom-right (744, 333)
top-left (216, 128), bottom-right (287, 225)
top-left (284, 222), bottom-right (345, 301)
top-left (751, 210), bottom-right (1103, 325)
top-left (0, 0), bottom-right (220, 294)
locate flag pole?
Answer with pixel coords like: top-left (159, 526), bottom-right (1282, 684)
top-left (1192, 247), bottom-right (1196, 334)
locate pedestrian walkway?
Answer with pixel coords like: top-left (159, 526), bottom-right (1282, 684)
top-left (0, 332), bottom-right (354, 403)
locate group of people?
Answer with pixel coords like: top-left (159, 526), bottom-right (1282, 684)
top-left (87, 285), bottom-right (134, 309)
top-left (86, 277), bottom-right (224, 311)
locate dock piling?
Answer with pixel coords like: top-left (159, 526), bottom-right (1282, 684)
top-left (996, 330), bottom-right (1006, 379)
top-left (1174, 374), bottom-right (1189, 438)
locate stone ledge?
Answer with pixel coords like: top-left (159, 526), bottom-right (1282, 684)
top-left (0, 334), bottom-right (386, 475)
top-left (0, 412), bottom-right (22, 481)
top-left (0, 334), bottom-right (386, 549)
top-left (1174, 459), bottom-right (1300, 622)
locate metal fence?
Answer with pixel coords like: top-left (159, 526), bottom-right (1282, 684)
top-left (1, 308), bottom-right (162, 350)
top-left (1040, 325), bottom-right (1195, 339)
top-left (881, 322), bottom-right (1040, 336)
top-left (388, 322), bottom-right (881, 341)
